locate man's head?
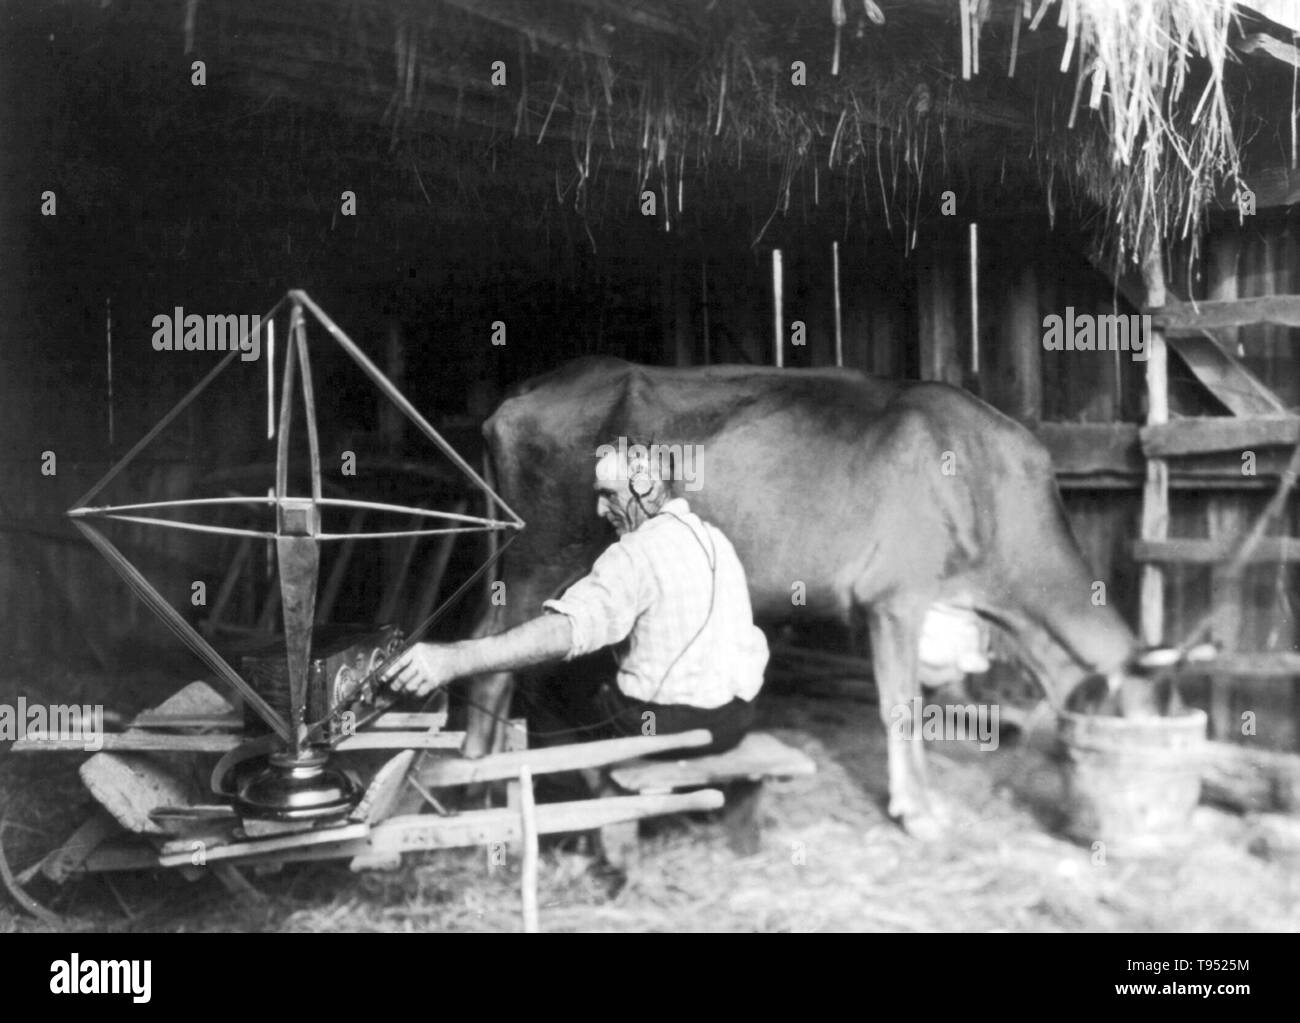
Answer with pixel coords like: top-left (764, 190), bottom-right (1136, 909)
top-left (594, 444), bottom-right (668, 535)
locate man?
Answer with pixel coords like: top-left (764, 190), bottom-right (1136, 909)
top-left (382, 445), bottom-right (768, 755)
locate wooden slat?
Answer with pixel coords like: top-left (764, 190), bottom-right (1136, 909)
top-left (1201, 740), bottom-right (1300, 813)
top-left (611, 732), bottom-right (816, 792)
top-left (1141, 417), bottom-right (1300, 456)
top-left (366, 790), bottom-right (726, 853)
top-left (1139, 247), bottom-right (1169, 648)
top-left (12, 729), bottom-right (465, 753)
top-left (1183, 652), bottom-right (1300, 677)
top-left (414, 730), bottom-right (713, 787)
top-left (130, 709), bottom-right (447, 732)
top-left (157, 822), bottom-right (370, 868)
top-left (1154, 295), bottom-right (1300, 332)
top-left (1165, 334), bottom-right (1290, 416)
top-left (1035, 423), bottom-right (1143, 475)
top-left (1132, 537), bottom-right (1300, 564)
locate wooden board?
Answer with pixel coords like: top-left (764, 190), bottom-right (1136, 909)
top-left (1132, 537), bottom-right (1300, 564)
top-left (79, 753), bottom-right (201, 835)
top-left (1182, 652), bottom-right (1300, 678)
top-left (1165, 336), bottom-right (1289, 416)
top-left (414, 729), bottom-right (713, 787)
top-left (1200, 741), bottom-right (1300, 814)
top-left (610, 732), bottom-right (817, 793)
top-left (1154, 295), bottom-right (1300, 332)
top-left (13, 729), bottom-right (465, 753)
top-left (1142, 417), bottom-right (1300, 456)
top-left (366, 789), bottom-right (726, 853)
top-left (156, 821), bottom-right (370, 868)
top-left (1035, 423), bottom-right (1143, 476)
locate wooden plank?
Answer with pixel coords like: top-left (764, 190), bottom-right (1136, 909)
top-left (1207, 502), bottom-right (1245, 740)
top-left (156, 822), bottom-right (370, 868)
top-left (366, 789), bottom-right (726, 854)
top-left (1165, 335), bottom-right (1290, 415)
top-left (79, 753), bottom-right (200, 835)
top-left (1154, 295), bottom-right (1300, 332)
top-left (1133, 537), bottom-right (1300, 564)
top-left (1200, 740), bottom-right (1300, 814)
top-left (1183, 652), bottom-right (1300, 677)
top-left (918, 245), bottom-right (963, 386)
top-left (610, 732), bottom-right (817, 792)
top-left (1034, 423), bottom-right (1143, 475)
top-left (351, 749), bottom-right (417, 825)
top-left (1141, 417), bottom-right (1300, 456)
top-left (131, 713), bottom-right (243, 730)
top-left (414, 730), bottom-right (713, 787)
top-left (1139, 244), bottom-right (1169, 647)
top-left (130, 709), bottom-right (447, 732)
top-left (13, 729), bottom-right (465, 753)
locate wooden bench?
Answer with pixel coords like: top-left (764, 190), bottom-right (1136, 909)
top-left (598, 731), bottom-right (817, 865)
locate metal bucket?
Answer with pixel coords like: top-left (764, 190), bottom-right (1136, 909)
top-left (1058, 709), bottom-right (1207, 855)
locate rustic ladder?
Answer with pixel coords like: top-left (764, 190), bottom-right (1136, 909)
top-left (1135, 251), bottom-right (1300, 737)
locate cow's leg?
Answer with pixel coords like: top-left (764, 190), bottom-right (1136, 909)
top-left (867, 599), bottom-right (946, 841)
top-left (461, 599), bottom-right (519, 759)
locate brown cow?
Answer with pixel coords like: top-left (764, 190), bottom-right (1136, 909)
top-left (462, 357), bottom-right (1153, 838)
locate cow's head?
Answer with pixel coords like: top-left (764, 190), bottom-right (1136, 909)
top-left (1066, 642), bottom-right (1218, 717)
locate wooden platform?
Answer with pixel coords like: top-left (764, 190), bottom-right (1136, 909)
top-left (600, 732), bottom-right (817, 862)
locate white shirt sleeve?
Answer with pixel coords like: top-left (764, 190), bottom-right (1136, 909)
top-left (541, 540), bottom-right (654, 659)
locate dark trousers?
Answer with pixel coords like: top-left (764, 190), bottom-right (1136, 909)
top-left (590, 683), bottom-right (755, 757)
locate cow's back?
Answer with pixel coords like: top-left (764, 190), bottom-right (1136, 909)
top-left (483, 358), bottom-right (1135, 693)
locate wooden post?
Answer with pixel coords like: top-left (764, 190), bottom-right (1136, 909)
top-left (1139, 240), bottom-right (1169, 647)
top-left (772, 249), bottom-right (784, 367)
top-left (832, 241), bottom-right (843, 367)
top-left (1006, 262), bottom-right (1042, 422)
top-left (674, 262), bottom-right (692, 366)
top-left (917, 242), bottom-right (961, 385)
top-left (969, 222), bottom-right (979, 375)
top-left (1207, 502), bottom-right (1243, 740)
top-left (1206, 227), bottom-right (1242, 738)
top-left (519, 765), bottom-right (539, 933)
top-left (701, 260), bottom-right (711, 365)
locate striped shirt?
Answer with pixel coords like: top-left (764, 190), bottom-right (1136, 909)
top-left (543, 498), bottom-right (768, 708)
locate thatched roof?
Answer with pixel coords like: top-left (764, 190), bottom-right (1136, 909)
top-left (29, 1), bottom-right (1300, 264)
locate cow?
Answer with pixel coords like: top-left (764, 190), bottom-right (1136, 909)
top-left (461, 356), bottom-right (1154, 838)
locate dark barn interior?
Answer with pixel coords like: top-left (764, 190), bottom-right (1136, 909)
top-left (3, 0), bottom-right (1300, 934)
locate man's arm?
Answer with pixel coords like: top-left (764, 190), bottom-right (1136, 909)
top-left (383, 613), bottom-right (573, 697)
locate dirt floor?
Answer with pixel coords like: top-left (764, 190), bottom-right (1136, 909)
top-left (2, 659), bottom-right (1299, 933)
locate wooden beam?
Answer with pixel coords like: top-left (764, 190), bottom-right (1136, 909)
top-left (1141, 417), bottom-right (1300, 456)
top-left (917, 245), bottom-right (962, 386)
top-left (1007, 262), bottom-right (1042, 422)
top-left (1139, 241), bottom-right (1170, 647)
top-left (1190, 652), bottom-right (1300, 677)
top-left (1165, 334), bottom-right (1289, 415)
top-left (12, 730), bottom-right (465, 754)
top-left (1154, 295), bottom-right (1300, 332)
top-left (1133, 537), bottom-right (1300, 564)
top-left (1201, 739), bottom-right (1300, 814)
top-left (415, 729), bottom-right (713, 787)
top-left (1035, 423), bottom-right (1142, 474)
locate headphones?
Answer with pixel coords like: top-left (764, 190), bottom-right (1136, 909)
top-left (628, 457), bottom-right (655, 500)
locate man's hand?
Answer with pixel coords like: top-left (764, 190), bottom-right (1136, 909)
top-left (380, 642), bottom-right (460, 697)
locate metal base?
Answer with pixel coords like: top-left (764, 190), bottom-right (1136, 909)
top-left (233, 748), bottom-right (359, 822)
